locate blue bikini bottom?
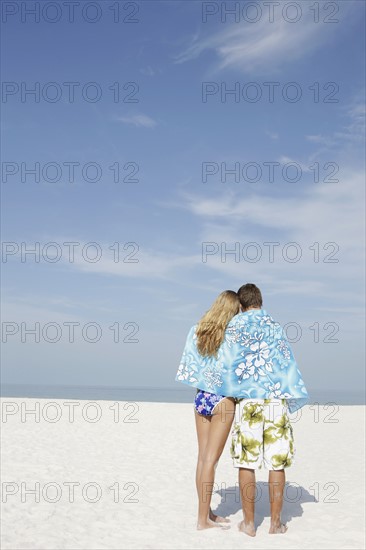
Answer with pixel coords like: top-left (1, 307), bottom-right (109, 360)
top-left (194, 389), bottom-right (226, 416)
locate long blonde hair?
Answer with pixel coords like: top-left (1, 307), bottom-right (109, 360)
top-left (196, 290), bottom-right (240, 357)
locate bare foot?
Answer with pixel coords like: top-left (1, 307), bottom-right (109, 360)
top-left (209, 508), bottom-right (230, 524)
top-left (269, 522), bottom-right (288, 534)
top-left (197, 518), bottom-right (230, 531)
top-left (238, 520), bottom-right (256, 537)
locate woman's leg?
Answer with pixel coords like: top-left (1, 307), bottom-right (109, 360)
top-left (194, 409), bottom-right (211, 500)
top-left (195, 409), bottom-right (230, 524)
top-left (196, 397), bottom-right (235, 530)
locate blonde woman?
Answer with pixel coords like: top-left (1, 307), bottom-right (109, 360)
top-left (177, 290), bottom-right (240, 530)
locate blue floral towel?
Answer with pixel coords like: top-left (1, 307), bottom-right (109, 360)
top-left (175, 309), bottom-right (309, 413)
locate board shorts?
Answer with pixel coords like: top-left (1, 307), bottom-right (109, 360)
top-left (230, 398), bottom-right (295, 470)
top-left (194, 389), bottom-right (226, 417)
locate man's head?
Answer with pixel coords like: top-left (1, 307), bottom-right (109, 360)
top-left (237, 283), bottom-right (263, 311)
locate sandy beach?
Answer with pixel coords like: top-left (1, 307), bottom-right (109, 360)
top-left (1, 398), bottom-right (365, 549)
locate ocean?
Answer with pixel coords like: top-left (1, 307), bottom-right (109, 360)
top-left (0, 384), bottom-right (364, 405)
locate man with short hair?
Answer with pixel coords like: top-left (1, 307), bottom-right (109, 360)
top-left (232, 283), bottom-right (298, 536)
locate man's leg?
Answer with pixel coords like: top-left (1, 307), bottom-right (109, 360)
top-left (232, 399), bottom-right (264, 537)
top-left (268, 469), bottom-right (288, 533)
top-left (238, 468), bottom-right (256, 537)
top-left (264, 399), bottom-right (292, 534)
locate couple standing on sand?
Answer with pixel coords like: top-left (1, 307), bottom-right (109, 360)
top-left (175, 283), bottom-right (309, 536)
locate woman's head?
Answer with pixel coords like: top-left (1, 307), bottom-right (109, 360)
top-left (196, 290), bottom-right (240, 357)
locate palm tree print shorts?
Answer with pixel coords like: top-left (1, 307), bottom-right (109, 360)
top-left (230, 398), bottom-right (295, 470)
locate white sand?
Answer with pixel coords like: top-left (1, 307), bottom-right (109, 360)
top-left (1, 398), bottom-right (365, 549)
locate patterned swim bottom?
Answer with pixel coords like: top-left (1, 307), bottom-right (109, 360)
top-left (230, 398), bottom-right (295, 470)
top-left (194, 389), bottom-right (226, 417)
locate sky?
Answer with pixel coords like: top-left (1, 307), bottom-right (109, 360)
top-left (1, 0), bottom-right (365, 398)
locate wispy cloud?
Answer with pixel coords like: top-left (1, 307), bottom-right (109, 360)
top-left (173, 2), bottom-right (358, 75)
top-left (266, 130), bottom-right (279, 140)
top-left (170, 162), bottom-right (365, 303)
top-left (180, 169), bottom-right (364, 238)
top-left (64, 247), bottom-right (201, 281)
top-left (277, 155), bottom-right (311, 173)
top-left (140, 66), bottom-right (156, 77)
top-left (117, 114), bottom-right (157, 128)
top-left (306, 134), bottom-right (336, 147)
top-left (306, 98), bottom-right (365, 151)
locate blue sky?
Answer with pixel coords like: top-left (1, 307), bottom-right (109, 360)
top-left (1, 0), bottom-right (365, 396)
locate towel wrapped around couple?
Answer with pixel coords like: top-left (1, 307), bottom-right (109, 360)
top-left (175, 308), bottom-right (309, 413)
